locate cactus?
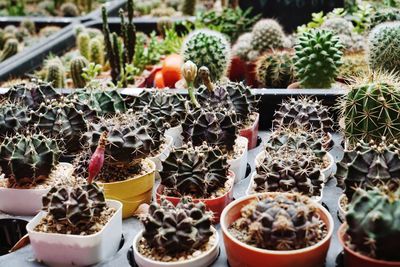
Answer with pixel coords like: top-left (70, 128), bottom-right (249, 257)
top-left (20, 19), bottom-right (36, 35)
top-left (250, 19), bottom-right (285, 53)
top-left (336, 140), bottom-right (400, 201)
top-left (77, 32), bottom-right (90, 60)
top-left (71, 89), bottom-right (126, 115)
top-left (340, 71), bottom-right (400, 144)
top-left (181, 29), bottom-right (231, 83)
top-left (369, 8), bottom-right (400, 29)
top-left (88, 38), bottom-right (104, 65)
top-left (156, 17), bottom-right (173, 38)
top-left (45, 58), bottom-right (65, 88)
top-left (231, 193), bottom-right (325, 250)
top-left (368, 22), bottom-right (400, 74)
top-left (141, 197), bottom-right (213, 255)
top-left (70, 56), bottom-right (89, 88)
top-left (255, 50), bottom-right (295, 88)
top-left (273, 97), bottom-right (333, 133)
top-left (0, 132), bottom-right (60, 188)
top-left (339, 52), bottom-right (368, 78)
top-left (294, 29), bottom-right (343, 88)
top-left (42, 183), bottom-right (106, 228)
top-left (160, 142), bottom-right (230, 198)
top-left (0, 38), bottom-right (18, 62)
top-left (232, 33), bottom-right (253, 60)
top-left (321, 17), bottom-right (354, 36)
top-left (338, 33), bottom-right (366, 54)
top-left (39, 26), bottom-right (61, 38)
top-left (61, 2), bottom-right (79, 17)
top-left (0, 102), bottom-right (31, 138)
top-left (181, 0), bottom-right (196, 15)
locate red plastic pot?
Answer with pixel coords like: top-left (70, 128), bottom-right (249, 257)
top-left (156, 171), bottom-right (235, 222)
top-left (228, 56), bottom-right (247, 82)
top-left (245, 61), bottom-right (259, 88)
top-left (338, 224), bottom-right (400, 267)
top-left (239, 112), bottom-right (259, 150)
top-left (221, 193), bottom-right (334, 267)
top-left (135, 66), bottom-right (162, 88)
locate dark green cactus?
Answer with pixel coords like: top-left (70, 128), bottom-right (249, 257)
top-left (0, 38), bottom-right (18, 62)
top-left (0, 132), bottom-right (60, 188)
top-left (71, 89), bottom-right (126, 115)
top-left (142, 197), bottom-right (213, 255)
top-left (160, 142), bottom-right (230, 198)
top-left (77, 32), bottom-right (90, 60)
top-left (70, 56), bottom-right (89, 88)
top-left (45, 58), bottom-right (65, 88)
top-left (0, 102), bottom-right (31, 138)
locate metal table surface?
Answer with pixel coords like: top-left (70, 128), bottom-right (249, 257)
top-left (0, 131), bottom-right (345, 267)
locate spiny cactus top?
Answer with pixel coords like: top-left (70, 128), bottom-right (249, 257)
top-left (346, 187), bottom-right (400, 261)
top-left (42, 183), bottom-right (106, 229)
top-left (250, 19), bottom-right (285, 53)
top-left (141, 197), bottom-right (213, 255)
top-left (369, 8), bottom-right (400, 29)
top-left (273, 97), bottom-right (333, 133)
top-left (294, 29), bottom-right (343, 88)
top-left (0, 132), bottom-right (60, 188)
top-left (232, 32), bottom-right (253, 60)
top-left (231, 193), bottom-right (326, 250)
top-left (129, 90), bottom-right (187, 128)
top-left (181, 29), bottom-right (231, 82)
top-left (321, 17), bottom-right (354, 36)
top-left (336, 139), bottom-right (400, 201)
top-left (160, 143), bottom-right (230, 198)
top-left (254, 147), bottom-right (324, 197)
top-left (182, 108), bottom-right (238, 153)
top-left (0, 102), bottom-right (31, 138)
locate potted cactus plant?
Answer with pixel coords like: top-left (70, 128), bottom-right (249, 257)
top-left (221, 192), bottom-right (334, 267)
top-left (156, 142), bottom-right (235, 222)
top-left (133, 197), bottom-right (219, 267)
top-left (26, 180), bottom-right (122, 266)
top-left (338, 187), bottom-right (400, 267)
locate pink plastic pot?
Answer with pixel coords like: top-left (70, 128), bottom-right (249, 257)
top-left (156, 171), bottom-right (235, 222)
top-left (239, 112), bottom-right (260, 150)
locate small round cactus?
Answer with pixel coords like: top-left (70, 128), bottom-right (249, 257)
top-left (60, 2), bottom-right (80, 17)
top-left (368, 22), bottom-right (400, 74)
top-left (70, 56), bottom-right (89, 88)
top-left (321, 17), bottom-right (354, 36)
top-left (89, 38), bottom-right (104, 65)
top-left (231, 32), bottom-right (253, 60)
top-left (77, 32), bottom-right (90, 60)
top-left (181, 29), bottom-right (231, 82)
top-left (0, 38), bottom-right (18, 62)
top-left (294, 29), bottom-right (343, 88)
top-left (250, 19), bottom-right (285, 53)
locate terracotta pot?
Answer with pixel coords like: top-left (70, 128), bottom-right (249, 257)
top-left (135, 66), bottom-right (162, 88)
top-left (239, 112), bottom-right (260, 150)
top-left (228, 56), bottom-right (247, 82)
top-left (245, 61), bottom-right (258, 88)
top-left (99, 159), bottom-right (156, 219)
top-left (338, 224), bottom-right (400, 267)
top-left (156, 171), bottom-right (235, 222)
top-left (221, 193), bottom-right (334, 267)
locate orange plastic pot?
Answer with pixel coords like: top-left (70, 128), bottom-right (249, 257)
top-left (228, 56), bottom-right (247, 82)
top-left (155, 171), bottom-right (235, 222)
top-left (239, 112), bottom-right (259, 150)
top-left (221, 193), bottom-right (334, 267)
top-left (338, 224), bottom-right (400, 267)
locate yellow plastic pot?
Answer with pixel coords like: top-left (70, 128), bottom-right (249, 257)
top-left (98, 159), bottom-right (156, 218)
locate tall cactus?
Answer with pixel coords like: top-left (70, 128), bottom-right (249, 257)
top-left (70, 56), bottom-right (89, 88)
top-left (89, 38), bottom-right (104, 65)
top-left (0, 38), bottom-right (18, 62)
top-left (77, 32), bottom-right (90, 60)
top-left (45, 58), bottom-right (65, 88)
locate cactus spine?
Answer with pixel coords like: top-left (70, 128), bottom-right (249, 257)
top-left (70, 56), bottom-right (89, 88)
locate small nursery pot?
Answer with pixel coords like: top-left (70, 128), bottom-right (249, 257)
top-left (228, 136), bottom-right (248, 183)
top-left (338, 194), bottom-right (347, 222)
top-left (338, 224), bottom-right (400, 267)
top-left (239, 112), bottom-right (260, 150)
top-left (0, 218), bottom-right (28, 256)
top-left (164, 125), bottom-right (183, 147)
top-left (27, 200), bottom-right (122, 267)
top-left (149, 135), bottom-right (173, 174)
top-left (0, 163), bottom-right (73, 216)
top-left (156, 171), bottom-right (235, 222)
top-left (133, 227), bottom-right (219, 267)
top-left (221, 193), bottom-right (334, 267)
top-left (229, 56), bottom-right (247, 82)
top-left (99, 159), bottom-right (156, 219)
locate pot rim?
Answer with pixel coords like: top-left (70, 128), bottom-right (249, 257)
top-left (97, 159), bottom-right (156, 186)
top-left (133, 226), bottom-right (219, 266)
top-left (27, 199), bottom-right (122, 239)
top-left (338, 223), bottom-right (400, 265)
top-left (220, 192), bottom-right (334, 255)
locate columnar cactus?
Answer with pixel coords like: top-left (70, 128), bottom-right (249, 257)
top-left (273, 97), bottom-right (333, 133)
top-left (160, 143), bottom-right (230, 198)
top-left (181, 0), bottom-right (196, 15)
top-left (72, 89), bottom-right (126, 115)
top-left (42, 183), bottom-right (106, 228)
top-left (294, 29), bottom-right (343, 88)
top-left (336, 140), bottom-right (400, 201)
top-left (45, 58), bottom-right (65, 88)
top-left (0, 102), bottom-right (31, 137)
top-left (77, 32), bottom-right (90, 60)
top-left (20, 19), bottom-right (36, 35)
top-left (0, 38), bottom-right (18, 62)
top-left (233, 193), bottom-right (325, 250)
top-left (0, 132), bottom-right (60, 188)
top-left (340, 72), bottom-right (400, 144)
top-left (89, 38), bottom-right (104, 65)
top-left (142, 197), bottom-right (213, 254)
top-left (60, 2), bottom-right (79, 17)
top-left (250, 19), bottom-right (285, 53)
top-left (70, 56), bottom-right (89, 88)
top-left (255, 50), bottom-right (294, 88)
top-left (368, 22), bottom-right (400, 74)
top-left (181, 29), bottom-right (231, 82)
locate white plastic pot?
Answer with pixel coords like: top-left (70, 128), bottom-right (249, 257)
top-left (133, 227), bottom-right (219, 267)
top-left (27, 200), bottom-right (122, 267)
top-left (228, 136), bottom-right (249, 183)
top-left (165, 125), bottom-right (183, 147)
top-left (0, 163), bottom-right (73, 216)
top-left (322, 152), bottom-right (335, 182)
top-left (149, 135), bottom-right (174, 174)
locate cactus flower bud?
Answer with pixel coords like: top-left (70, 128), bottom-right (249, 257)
top-left (182, 60), bottom-right (200, 108)
top-left (88, 131), bottom-right (107, 184)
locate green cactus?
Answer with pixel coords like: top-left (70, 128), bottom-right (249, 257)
top-left (368, 22), bottom-right (400, 74)
top-left (70, 56), bottom-right (89, 88)
top-left (88, 38), bottom-right (104, 65)
top-left (250, 19), bottom-right (285, 53)
top-left (294, 29), bottom-right (343, 88)
top-left (0, 102), bottom-right (31, 138)
top-left (182, 29), bottom-right (231, 82)
top-left (0, 132), bottom-right (60, 188)
top-left (339, 52), bottom-right (368, 78)
top-left (0, 38), bottom-right (18, 62)
top-left (20, 19), bottom-right (36, 35)
top-left (77, 32), bottom-right (90, 60)
top-left (39, 26), bottom-right (61, 38)
top-left (369, 8), bottom-right (400, 29)
top-left (181, 0), bottom-right (196, 15)
top-left (255, 50), bottom-right (295, 88)
top-left (45, 58), bottom-right (65, 88)
top-left (71, 89), bottom-right (126, 115)
top-left (60, 2), bottom-right (79, 17)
